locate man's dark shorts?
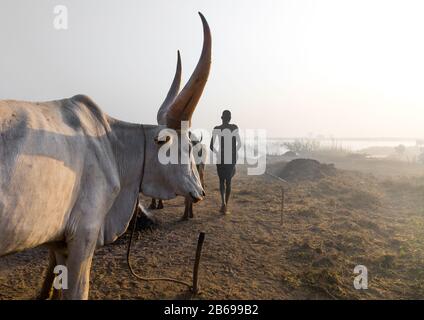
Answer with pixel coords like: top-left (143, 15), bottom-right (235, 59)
top-left (216, 164), bottom-right (236, 181)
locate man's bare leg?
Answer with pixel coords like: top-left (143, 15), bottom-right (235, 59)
top-left (224, 179), bottom-right (232, 214)
top-left (219, 178), bottom-right (226, 213)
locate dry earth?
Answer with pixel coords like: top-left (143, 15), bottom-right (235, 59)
top-left (1, 159), bottom-right (424, 299)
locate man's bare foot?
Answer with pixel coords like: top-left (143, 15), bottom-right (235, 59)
top-left (220, 204), bottom-right (226, 213)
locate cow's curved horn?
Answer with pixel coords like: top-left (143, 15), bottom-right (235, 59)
top-left (157, 51), bottom-right (182, 125)
top-left (165, 12), bottom-right (211, 129)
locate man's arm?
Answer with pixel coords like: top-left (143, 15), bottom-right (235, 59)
top-left (210, 127), bottom-right (218, 153)
top-left (234, 125), bottom-right (242, 151)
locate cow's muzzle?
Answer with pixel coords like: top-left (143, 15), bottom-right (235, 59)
top-left (190, 191), bottom-right (204, 203)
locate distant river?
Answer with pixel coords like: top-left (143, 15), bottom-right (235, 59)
top-left (264, 138), bottom-right (419, 155)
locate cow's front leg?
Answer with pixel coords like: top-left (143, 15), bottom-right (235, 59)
top-left (189, 200), bottom-right (194, 218)
top-left (62, 227), bottom-right (99, 300)
top-left (149, 198), bottom-right (157, 209)
top-left (182, 198), bottom-right (190, 220)
top-left (59, 165), bottom-right (120, 300)
top-left (157, 199), bottom-right (164, 209)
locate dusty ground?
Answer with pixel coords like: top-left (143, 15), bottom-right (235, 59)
top-left (1, 159), bottom-right (424, 299)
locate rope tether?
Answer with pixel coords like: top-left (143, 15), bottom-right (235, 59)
top-left (126, 125), bottom-right (206, 293)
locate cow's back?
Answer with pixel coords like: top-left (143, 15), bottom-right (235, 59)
top-left (0, 96), bottom-right (113, 256)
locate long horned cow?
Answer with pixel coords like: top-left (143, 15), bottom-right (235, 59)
top-left (0, 12), bottom-right (211, 300)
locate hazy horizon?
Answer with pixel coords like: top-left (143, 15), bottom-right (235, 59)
top-left (1, 0), bottom-right (423, 138)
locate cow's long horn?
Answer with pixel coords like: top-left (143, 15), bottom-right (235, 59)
top-left (157, 51), bottom-right (182, 125)
top-left (165, 12), bottom-right (211, 129)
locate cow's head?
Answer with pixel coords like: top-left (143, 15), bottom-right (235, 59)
top-left (140, 12), bottom-right (210, 202)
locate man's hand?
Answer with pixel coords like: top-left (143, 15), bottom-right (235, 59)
top-left (210, 129), bottom-right (218, 154)
top-left (235, 128), bottom-right (242, 152)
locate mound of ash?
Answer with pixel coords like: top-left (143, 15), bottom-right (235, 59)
top-left (277, 158), bottom-right (336, 182)
top-left (282, 150), bottom-right (298, 157)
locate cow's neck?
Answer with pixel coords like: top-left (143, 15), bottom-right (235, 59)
top-left (99, 117), bottom-right (147, 245)
top-left (108, 118), bottom-right (146, 184)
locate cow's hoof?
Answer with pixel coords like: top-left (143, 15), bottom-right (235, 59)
top-left (148, 204), bottom-right (157, 210)
top-left (180, 215), bottom-right (189, 221)
top-left (157, 202), bottom-right (164, 210)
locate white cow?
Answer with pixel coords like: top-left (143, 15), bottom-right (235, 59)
top-left (0, 13), bottom-right (211, 300)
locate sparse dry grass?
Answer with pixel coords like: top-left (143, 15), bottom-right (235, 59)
top-left (1, 159), bottom-right (424, 299)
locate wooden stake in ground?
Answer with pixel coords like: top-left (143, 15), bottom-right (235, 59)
top-left (191, 232), bottom-right (206, 294)
top-left (264, 171), bottom-right (289, 224)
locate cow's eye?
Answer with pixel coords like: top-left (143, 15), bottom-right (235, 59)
top-left (154, 135), bottom-right (171, 145)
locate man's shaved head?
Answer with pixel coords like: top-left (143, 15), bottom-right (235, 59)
top-left (221, 110), bottom-right (231, 123)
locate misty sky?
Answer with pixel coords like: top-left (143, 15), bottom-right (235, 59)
top-left (1, 0), bottom-right (423, 138)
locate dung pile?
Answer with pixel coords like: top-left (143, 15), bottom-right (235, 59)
top-left (277, 158), bottom-right (336, 182)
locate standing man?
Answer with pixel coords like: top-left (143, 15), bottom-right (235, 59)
top-left (210, 110), bottom-right (242, 214)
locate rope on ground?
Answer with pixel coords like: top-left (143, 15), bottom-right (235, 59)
top-left (126, 205), bottom-right (205, 294)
